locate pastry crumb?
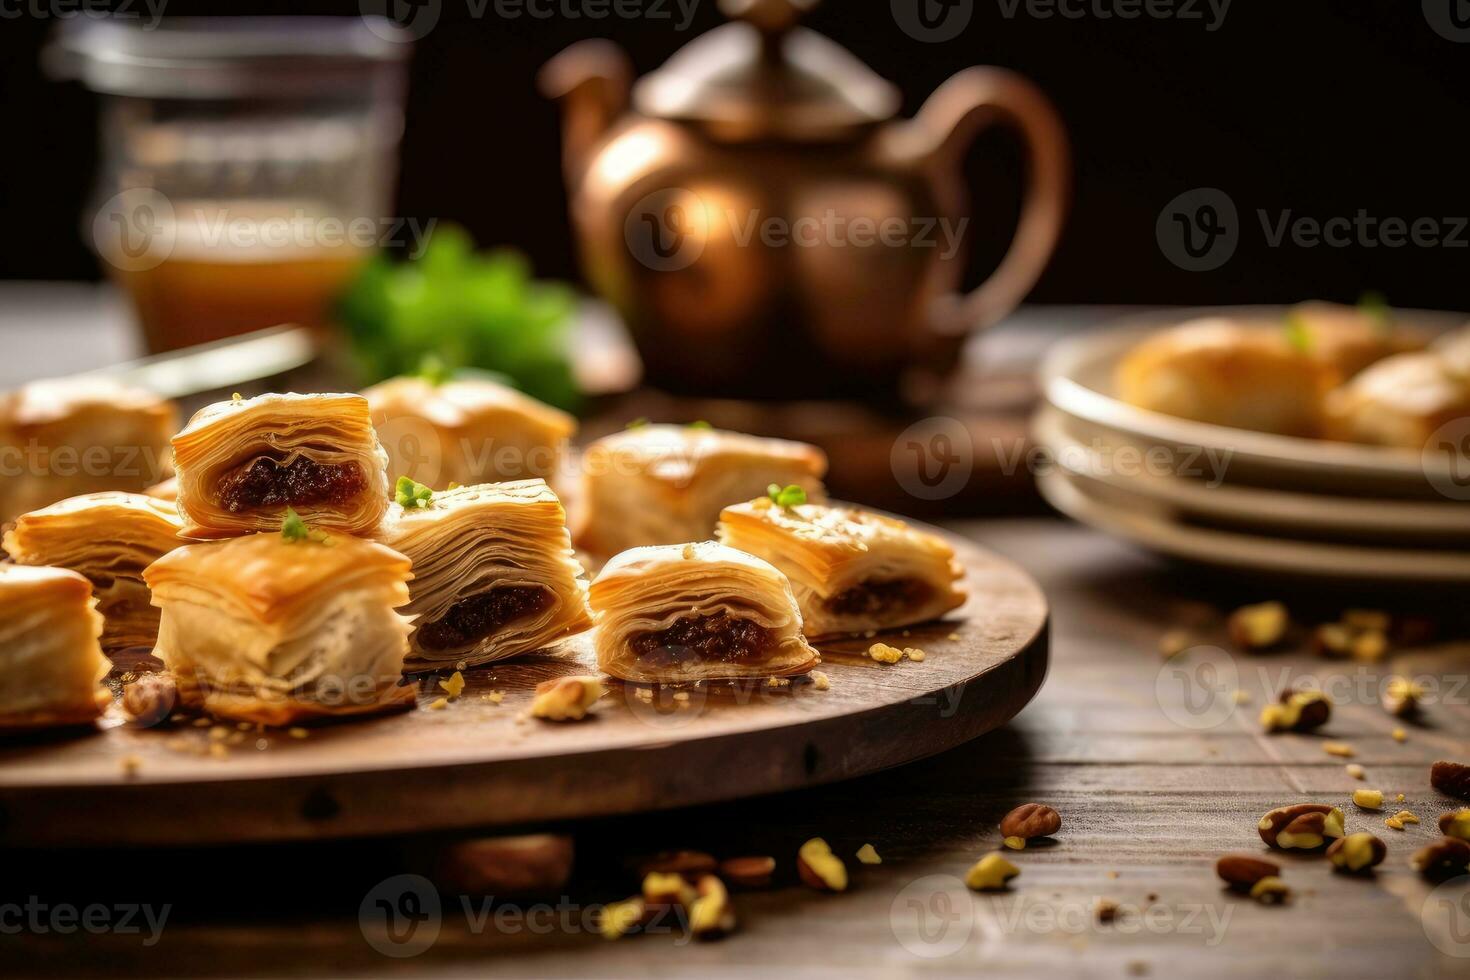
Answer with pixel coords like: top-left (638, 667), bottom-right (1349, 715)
top-left (427, 697), bottom-right (450, 711)
top-left (868, 642), bottom-right (903, 664)
top-left (766, 676), bottom-right (791, 688)
top-left (439, 671), bottom-right (466, 699)
top-left (484, 690), bottom-right (505, 704)
top-left (903, 647), bottom-right (926, 662)
top-left (1346, 763), bottom-right (1366, 780)
top-left (673, 691), bottom-right (691, 701)
top-left (1391, 727), bottom-right (1407, 742)
top-left (1323, 742), bottom-right (1356, 758)
top-left (288, 727), bottom-right (309, 739)
top-left (811, 670), bottom-right (831, 691)
top-left (947, 632), bottom-right (960, 642)
top-left (855, 843), bottom-right (881, 865)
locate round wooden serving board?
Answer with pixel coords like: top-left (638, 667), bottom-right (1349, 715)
top-left (0, 528), bottom-right (1047, 847)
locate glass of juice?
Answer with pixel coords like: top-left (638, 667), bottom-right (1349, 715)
top-left (48, 17), bottom-right (411, 352)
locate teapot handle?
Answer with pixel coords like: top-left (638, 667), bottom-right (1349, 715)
top-left (906, 67), bottom-right (1070, 344)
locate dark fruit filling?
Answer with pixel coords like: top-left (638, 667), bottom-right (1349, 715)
top-left (826, 578), bottom-right (928, 616)
top-left (629, 612), bottom-right (773, 667)
top-left (217, 457), bottom-right (367, 512)
top-left (417, 586), bottom-right (553, 651)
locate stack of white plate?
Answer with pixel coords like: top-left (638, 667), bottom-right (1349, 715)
top-left (1034, 307), bottom-right (1470, 582)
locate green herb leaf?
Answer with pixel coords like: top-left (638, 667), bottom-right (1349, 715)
top-left (625, 417), bottom-right (650, 430)
top-left (767, 484), bottom-right (807, 508)
top-left (417, 353), bottom-right (453, 387)
top-left (687, 420), bottom-right (713, 430)
top-left (395, 475), bottom-right (434, 509)
top-left (1282, 313), bottom-right (1313, 354)
top-left (281, 507), bottom-right (310, 542)
top-left (1357, 291), bottom-right (1393, 336)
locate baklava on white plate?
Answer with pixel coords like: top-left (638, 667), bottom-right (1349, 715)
top-left (3, 492), bottom-right (184, 655)
top-left (171, 393), bottom-right (389, 539)
top-left (0, 565), bottom-right (109, 732)
top-left (144, 524), bottom-right (415, 725)
top-left (718, 497), bottom-right (966, 640)
top-left (589, 541), bottom-right (819, 684)
top-left (376, 480), bottom-right (592, 671)
top-left (575, 425), bottom-right (826, 557)
top-left (365, 375), bottom-right (576, 488)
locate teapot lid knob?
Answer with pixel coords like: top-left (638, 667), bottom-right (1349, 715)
top-left (718, 0), bottom-right (817, 38)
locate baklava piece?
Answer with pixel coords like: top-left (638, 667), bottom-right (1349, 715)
top-left (576, 425), bottom-right (827, 557)
top-left (376, 479), bottom-right (592, 670)
top-left (589, 541), bottom-right (819, 683)
top-left (171, 393), bottom-right (389, 539)
top-left (3, 492), bottom-right (184, 655)
top-left (1324, 351), bottom-right (1470, 449)
top-left (144, 525), bottom-right (415, 725)
top-left (719, 498), bottom-right (966, 640)
top-left (0, 378), bottom-right (176, 524)
top-left (0, 565), bottom-right (109, 732)
top-left (365, 375), bottom-right (576, 488)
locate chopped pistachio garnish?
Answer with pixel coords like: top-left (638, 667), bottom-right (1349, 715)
top-left (687, 419), bottom-right (713, 430)
top-left (625, 417), bottom-right (649, 430)
top-left (1357, 291), bottom-right (1392, 335)
top-left (1282, 312), bottom-right (1313, 353)
top-left (280, 507), bottom-right (316, 543)
top-left (767, 483), bottom-right (807, 508)
top-left (395, 475), bottom-right (434, 509)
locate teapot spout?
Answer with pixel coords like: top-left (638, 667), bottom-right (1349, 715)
top-left (539, 40), bottom-right (633, 182)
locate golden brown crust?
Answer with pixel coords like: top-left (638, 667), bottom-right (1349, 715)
top-left (718, 499), bottom-right (967, 639)
top-left (575, 425), bottom-right (827, 557)
top-left (364, 376), bottom-right (576, 487)
top-left (171, 392), bottom-right (389, 539)
top-left (376, 480), bottom-right (593, 669)
top-left (0, 565), bottom-right (109, 731)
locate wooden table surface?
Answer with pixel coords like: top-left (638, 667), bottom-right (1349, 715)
top-left (3, 518), bottom-right (1467, 978)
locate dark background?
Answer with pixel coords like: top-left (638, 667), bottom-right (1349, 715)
top-left (2, 0), bottom-right (1467, 310)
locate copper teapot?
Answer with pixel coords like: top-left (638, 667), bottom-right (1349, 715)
top-left (542, 0), bottom-right (1068, 401)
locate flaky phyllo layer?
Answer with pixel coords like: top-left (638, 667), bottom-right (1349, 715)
top-left (144, 532), bottom-right (414, 725)
top-left (3, 491), bottom-right (184, 654)
top-left (717, 498), bottom-right (966, 639)
top-left (589, 541), bottom-right (819, 683)
top-left (376, 480), bottom-right (592, 669)
top-left (0, 565), bottom-right (109, 731)
top-left (574, 425), bottom-right (828, 557)
top-left (171, 393), bottom-right (389, 539)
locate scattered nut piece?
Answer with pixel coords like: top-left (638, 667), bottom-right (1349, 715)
top-left (810, 670), bottom-right (831, 691)
top-left (1380, 676), bottom-right (1423, 718)
top-left (1323, 742), bottom-right (1356, 758)
top-left (1393, 809), bottom-right (1420, 825)
top-left (1346, 763), bottom-right (1366, 780)
top-left (1430, 760), bottom-right (1470, 800)
top-left (867, 642), bottom-right (903, 664)
top-left (1002, 835), bottom-right (1026, 850)
top-left (1391, 728), bottom-right (1407, 743)
top-left (688, 875), bottom-right (736, 940)
top-left (1438, 809), bottom-right (1470, 842)
top-left (1259, 687), bottom-right (1330, 733)
top-left (119, 754), bottom-right (143, 778)
top-left (903, 648), bottom-right (926, 662)
top-left (1410, 837), bottom-right (1470, 881)
top-left (855, 843), bottom-right (882, 865)
top-left (427, 697), bottom-right (450, 711)
top-left (796, 838), bottom-right (848, 892)
top-left (1353, 788), bottom-right (1384, 810)
top-left (1351, 630), bottom-right (1389, 663)
top-left (486, 690), bottom-right (505, 704)
top-left (1158, 629), bottom-right (1193, 659)
top-left (1095, 898), bottom-right (1120, 923)
top-left (121, 673), bottom-right (177, 727)
top-left (1327, 833), bottom-right (1387, 873)
top-left (1385, 815), bottom-right (1405, 831)
top-left (599, 897), bottom-right (646, 940)
top-left (1258, 803), bottom-right (1345, 850)
top-left (438, 671), bottom-right (466, 700)
top-left (1311, 623), bottom-right (1351, 659)
top-left (1343, 609), bottom-right (1391, 632)
top-left (965, 853), bottom-right (1020, 892)
top-left (642, 871), bottom-right (697, 911)
top-left (718, 856), bottom-right (775, 889)
top-left (1228, 601), bottom-right (1288, 651)
top-left (1396, 793), bottom-right (1406, 803)
top-left (1249, 876), bottom-right (1291, 904)
top-left (530, 675), bottom-right (605, 721)
top-left (288, 727), bottom-right (309, 739)
top-left (1000, 803), bottom-right (1062, 840)
top-left (1216, 855), bottom-right (1279, 892)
